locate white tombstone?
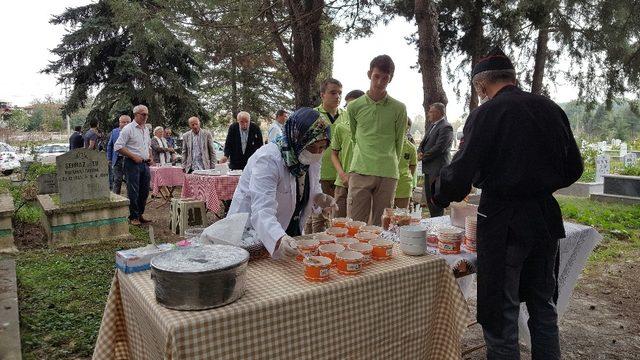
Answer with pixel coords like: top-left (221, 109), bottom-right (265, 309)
top-left (612, 139), bottom-right (621, 147)
top-left (619, 143), bottom-right (628, 157)
top-left (597, 141), bottom-right (607, 152)
top-left (595, 155), bottom-right (610, 183)
top-left (623, 153), bottom-right (638, 167)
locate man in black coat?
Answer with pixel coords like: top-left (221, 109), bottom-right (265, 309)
top-left (221, 111), bottom-right (263, 170)
top-left (417, 102), bottom-right (453, 217)
top-left (431, 48), bottom-right (583, 359)
top-left (69, 125), bottom-right (84, 150)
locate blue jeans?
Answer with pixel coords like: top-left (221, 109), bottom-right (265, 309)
top-left (111, 157), bottom-right (125, 195)
top-left (124, 158), bottom-right (150, 220)
top-left (483, 233), bottom-right (561, 360)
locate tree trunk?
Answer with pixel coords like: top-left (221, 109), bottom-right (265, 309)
top-left (531, 25), bottom-right (550, 95)
top-left (468, 0), bottom-right (484, 112)
top-left (230, 56), bottom-right (239, 118)
top-left (264, 0), bottom-right (324, 108)
top-left (415, 0), bottom-right (447, 131)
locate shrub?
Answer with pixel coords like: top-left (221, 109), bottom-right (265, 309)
top-left (26, 163), bottom-right (56, 181)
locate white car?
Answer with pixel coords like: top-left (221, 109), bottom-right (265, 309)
top-left (32, 143), bottom-right (70, 165)
top-left (0, 142), bottom-right (21, 175)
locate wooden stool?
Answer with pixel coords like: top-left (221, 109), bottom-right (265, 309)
top-left (169, 198), bottom-right (207, 236)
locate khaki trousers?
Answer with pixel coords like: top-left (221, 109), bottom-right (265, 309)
top-left (304, 180), bottom-right (335, 234)
top-left (394, 197), bottom-right (410, 209)
top-left (347, 173), bottom-right (397, 226)
top-left (334, 185), bottom-right (348, 218)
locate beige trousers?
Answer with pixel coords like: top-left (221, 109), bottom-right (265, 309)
top-left (394, 197), bottom-right (410, 209)
top-left (334, 185), bottom-right (348, 218)
top-left (347, 173), bottom-right (397, 226)
top-left (304, 180), bottom-right (335, 234)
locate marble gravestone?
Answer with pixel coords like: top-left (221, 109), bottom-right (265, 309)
top-left (622, 153), bottom-right (638, 167)
top-left (56, 149), bottom-right (110, 204)
top-left (37, 173), bottom-right (58, 194)
top-left (619, 143), bottom-right (628, 157)
top-left (595, 155), bottom-right (610, 183)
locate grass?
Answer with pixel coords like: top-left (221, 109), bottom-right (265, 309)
top-left (556, 195), bottom-right (640, 264)
top-left (11, 227), bottom-right (148, 360)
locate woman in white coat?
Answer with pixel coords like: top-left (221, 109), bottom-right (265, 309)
top-left (227, 107), bottom-right (338, 258)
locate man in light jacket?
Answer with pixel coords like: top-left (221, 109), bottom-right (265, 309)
top-left (181, 116), bottom-right (217, 173)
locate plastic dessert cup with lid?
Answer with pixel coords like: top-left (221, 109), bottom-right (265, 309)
top-left (294, 238), bottom-right (320, 262)
top-left (348, 242), bottom-right (373, 265)
top-left (360, 225), bottom-right (383, 235)
top-left (335, 237), bottom-right (358, 249)
top-left (326, 227), bottom-right (349, 238)
top-left (346, 221), bottom-right (366, 237)
top-left (318, 243), bottom-right (345, 267)
top-left (354, 231), bottom-right (378, 244)
top-left (331, 217), bottom-right (352, 228)
top-left (336, 250), bottom-right (364, 275)
top-left (370, 238), bottom-right (394, 260)
top-left (303, 256), bottom-right (332, 282)
top-left (314, 233), bottom-right (337, 245)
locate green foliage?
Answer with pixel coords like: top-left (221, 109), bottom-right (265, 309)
top-left (44, 0), bottom-right (209, 130)
top-left (15, 204), bottom-right (44, 224)
top-left (562, 100), bottom-right (640, 142)
top-left (5, 108), bottom-right (31, 130)
top-left (26, 163), bottom-right (57, 181)
top-left (619, 165), bottom-right (640, 176)
top-left (16, 233), bottom-right (148, 359)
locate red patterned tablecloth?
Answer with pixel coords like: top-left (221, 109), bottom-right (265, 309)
top-left (149, 166), bottom-right (185, 196)
top-left (180, 173), bottom-right (240, 213)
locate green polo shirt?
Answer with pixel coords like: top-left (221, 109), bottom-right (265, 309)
top-left (316, 105), bottom-right (343, 181)
top-left (395, 139), bottom-right (417, 198)
top-left (348, 93), bottom-right (407, 179)
top-left (330, 113), bottom-right (353, 188)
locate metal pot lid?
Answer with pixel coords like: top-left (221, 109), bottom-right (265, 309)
top-left (151, 245), bottom-right (249, 273)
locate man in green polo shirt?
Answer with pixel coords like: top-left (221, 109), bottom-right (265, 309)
top-left (305, 78), bottom-right (344, 233)
top-left (394, 118), bottom-right (418, 209)
top-left (331, 89), bottom-right (365, 217)
top-left (347, 55), bottom-right (408, 226)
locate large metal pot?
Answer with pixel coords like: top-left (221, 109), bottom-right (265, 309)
top-left (151, 245), bottom-right (249, 310)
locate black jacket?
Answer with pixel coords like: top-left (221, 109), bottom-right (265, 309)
top-left (223, 122), bottom-right (263, 170)
top-left (418, 118), bottom-right (454, 175)
top-left (69, 131), bottom-right (84, 150)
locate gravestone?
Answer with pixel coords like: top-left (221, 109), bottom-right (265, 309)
top-left (595, 155), bottom-right (610, 183)
top-left (619, 143), bottom-right (628, 157)
top-left (37, 173), bottom-right (58, 194)
top-left (623, 153), bottom-right (638, 167)
top-left (56, 149), bottom-right (109, 204)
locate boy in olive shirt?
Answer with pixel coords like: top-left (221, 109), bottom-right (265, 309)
top-left (305, 78), bottom-right (344, 233)
top-left (331, 90), bottom-right (365, 217)
top-left (347, 55), bottom-right (408, 225)
top-left (394, 119), bottom-right (418, 208)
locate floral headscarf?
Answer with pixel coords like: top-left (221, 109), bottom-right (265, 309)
top-left (275, 107), bottom-right (330, 177)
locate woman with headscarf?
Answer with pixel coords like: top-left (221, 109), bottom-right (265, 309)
top-left (228, 107), bottom-right (338, 258)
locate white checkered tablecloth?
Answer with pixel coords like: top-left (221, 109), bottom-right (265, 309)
top-left (93, 248), bottom-right (470, 360)
top-left (180, 174), bottom-right (240, 214)
top-left (150, 166), bottom-right (185, 196)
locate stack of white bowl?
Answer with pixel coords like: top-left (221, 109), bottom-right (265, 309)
top-left (464, 216), bottom-right (477, 252)
top-left (398, 225), bottom-right (427, 256)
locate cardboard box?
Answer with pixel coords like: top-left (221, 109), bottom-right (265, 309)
top-left (115, 244), bottom-right (174, 274)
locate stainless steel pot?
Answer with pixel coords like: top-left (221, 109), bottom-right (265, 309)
top-left (151, 245), bottom-right (249, 310)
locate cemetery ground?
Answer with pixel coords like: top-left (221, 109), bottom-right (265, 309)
top-left (0, 184), bottom-right (638, 359)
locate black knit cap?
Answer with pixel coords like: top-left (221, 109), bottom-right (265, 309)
top-left (472, 47), bottom-right (515, 77)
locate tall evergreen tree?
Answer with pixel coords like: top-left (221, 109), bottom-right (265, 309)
top-left (44, 0), bottom-right (208, 130)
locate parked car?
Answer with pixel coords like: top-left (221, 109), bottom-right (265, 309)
top-left (31, 143), bottom-right (70, 164)
top-left (0, 142), bottom-right (21, 175)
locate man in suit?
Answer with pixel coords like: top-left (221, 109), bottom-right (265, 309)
top-left (220, 111), bottom-right (263, 170)
top-left (181, 116), bottom-right (217, 173)
top-left (418, 102), bottom-right (453, 217)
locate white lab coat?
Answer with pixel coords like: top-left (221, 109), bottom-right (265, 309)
top-left (228, 143), bottom-right (322, 257)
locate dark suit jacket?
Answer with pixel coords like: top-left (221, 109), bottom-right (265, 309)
top-left (224, 122), bottom-right (263, 170)
top-left (418, 118), bottom-right (454, 175)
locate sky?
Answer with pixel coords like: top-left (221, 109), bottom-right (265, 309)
top-left (0, 1), bottom-right (577, 125)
